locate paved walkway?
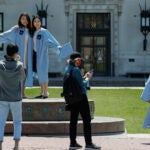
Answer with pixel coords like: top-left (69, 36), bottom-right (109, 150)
top-left (2, 134), bottom-right (150, 150)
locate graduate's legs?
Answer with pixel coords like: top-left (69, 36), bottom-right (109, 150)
top-left (35, 82), bottom-right (49, 99)
top-left (43, 82), bottom-right (49, 96)
top-left (40, 84), bottom-right (44, 95)
top-left (35, 83), bottom-right (48, 99)
top-left (21, 85), bottom-right (26, 98)
top-left (34, 84), bottom-right (43, 98)
top-left (41, 83), bottom-right (49, 98)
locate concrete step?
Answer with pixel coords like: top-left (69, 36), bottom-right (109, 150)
top-left (6, 98), bottom-right (125, 135)
top-left (5, 117), bottom-right (125, 135)
top-left (8, 99), bottom-right (94, 121)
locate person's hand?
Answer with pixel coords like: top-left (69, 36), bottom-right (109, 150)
top-left (84, 72), bottom-right (93, 81)
top-left (88, 71), bottom-right (93, 78)
top-left (15, 55), bottom-right (21, 61)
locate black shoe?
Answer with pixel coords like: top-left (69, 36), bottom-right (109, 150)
top-left (85, 143), bottom-right (101, 150)
top-left (69, 143), bottom-right (82, 149)
top-left (42, 95), bottom-right (48, 99)
top-left (22, 96), bottom-right (28, 99)
top-left (34, 95), bottom-right (43, 98)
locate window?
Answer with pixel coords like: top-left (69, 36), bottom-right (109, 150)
top-left (77, 13), bottom-right (110, 30)
top-left (0, 13), bottom-right (3, 50)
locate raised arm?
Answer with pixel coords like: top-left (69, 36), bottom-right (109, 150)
top-left (0, 26), bottom-right (17, 43)
top-left (45, 29), bottom-right (60, 48)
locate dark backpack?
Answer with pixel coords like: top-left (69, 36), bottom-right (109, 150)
top-left (61, 69), bottom-right (83, 105)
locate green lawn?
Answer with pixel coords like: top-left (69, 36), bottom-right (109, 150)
top-left (25, 87), bottom-right (150, 133)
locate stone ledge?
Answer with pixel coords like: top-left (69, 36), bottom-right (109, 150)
top-left (5, 117), bottom-right (125, 135)
top-left (8, 99), bottom-right (94, 121)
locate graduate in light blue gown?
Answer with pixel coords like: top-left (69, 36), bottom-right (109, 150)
top-left (32, 16), bottom-right (61, 98)
top-left (141, 76), bottom-right (150, 102)
top-left (0, 13), bottom-right (33, 98)
top-left (141, 77), bottom-right (150, 128)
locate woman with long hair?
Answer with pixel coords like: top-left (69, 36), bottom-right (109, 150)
top-left (0, 13), bottom-right (33, 98)
top-left (32, 15), bottom-right (61, 98)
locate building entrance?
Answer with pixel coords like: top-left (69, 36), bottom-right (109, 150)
top-left (77, 13), bottom-right (111, 76)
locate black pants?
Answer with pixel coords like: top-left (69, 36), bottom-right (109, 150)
top-left (33, 50), bottom-right (37, 72)
top-left (69, 94), bottom-right (92, 145)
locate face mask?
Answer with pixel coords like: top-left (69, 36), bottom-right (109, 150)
top-left (75, 58), bottom-right (82, 67)
top-left (74, 58), bottom-right (84, 68)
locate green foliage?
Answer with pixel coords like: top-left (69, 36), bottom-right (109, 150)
top-left (25, 88), bottom-right (150, 133)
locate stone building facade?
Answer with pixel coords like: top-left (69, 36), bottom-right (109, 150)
top-left (0, 0), bottom-right (150, 77)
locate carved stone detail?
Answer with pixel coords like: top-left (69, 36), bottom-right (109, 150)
top-left (64, 0), bottom-right (123, 15)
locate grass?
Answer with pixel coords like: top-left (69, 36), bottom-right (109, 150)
top-left (25, 87), bottom-right (150, 134)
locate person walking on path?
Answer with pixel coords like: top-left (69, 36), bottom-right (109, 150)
top-left (32, 15), bottom-right (61, 98)
top-left (0, 13), bottom-right (33, 98)
top-left (0, 44), bottom-right (23, 150)
top-left (64, 52), bottom-right (101, 150)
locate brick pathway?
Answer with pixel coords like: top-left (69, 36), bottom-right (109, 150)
top-left (2, 134), bottom-right (150, 150)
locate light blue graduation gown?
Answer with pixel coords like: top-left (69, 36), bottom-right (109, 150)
top-left (35, 28), bottom-right (60, 84)
top-left (141, 76), bottom-right (150, 102)
top-left (0, 25), bottom-right (33, 87)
